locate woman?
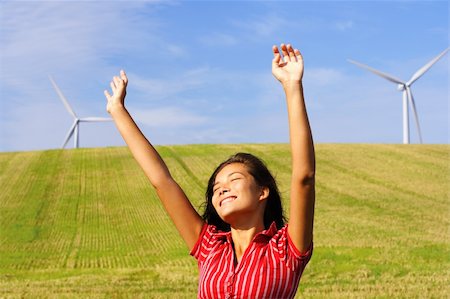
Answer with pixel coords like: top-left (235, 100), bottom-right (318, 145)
top-left (104, 43), bottom-right (315, 298)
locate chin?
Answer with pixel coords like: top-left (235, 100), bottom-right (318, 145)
top-left (218, 211), bottom-right (237, 225)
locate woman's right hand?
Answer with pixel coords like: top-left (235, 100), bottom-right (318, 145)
top-left (104, 70), bottom-right (128, 114)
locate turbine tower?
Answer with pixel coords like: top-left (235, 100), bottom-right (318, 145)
top-left (348, 48), bottom-right (449, 144)
top-left (49, 76), bottom-right (112, 149)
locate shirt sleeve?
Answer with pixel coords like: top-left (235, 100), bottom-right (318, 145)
top-left (273, 225), bottom-right (313, 272)
top-left (189, 223), bottom-right (215, 263)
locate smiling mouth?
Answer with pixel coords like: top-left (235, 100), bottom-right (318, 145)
top-left (220, 196), bottom-right (236, 207)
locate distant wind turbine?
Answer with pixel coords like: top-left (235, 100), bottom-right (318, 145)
top-left (348, 48), bottom-right (449, 144)
top-left (49, 76), bottom-right (112, 149)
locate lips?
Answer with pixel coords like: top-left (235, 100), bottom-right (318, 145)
top-left (220, 196), bottom-right (236, 207)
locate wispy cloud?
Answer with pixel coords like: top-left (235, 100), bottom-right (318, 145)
top-left (335, 20), bottom-right (354, 31)
top-left (306, 67), bottom-right (346, 87)
top-left (232, 14), bottom-right (288, 38)
top-left (199, 32), bottom-right (238, 47)
top-left (132, 106), bottom-right (208, 128)
top-left (0, 1), bottom-right (447, 151)
top-left (129, 67), bottom-right (210, 101)
top-left (166, 44), bottom-right (188, 57)
top-left (0, 2), bottom-right (157, 85)
top-left (198, 12), bottom-right (288, 47)
top-left (0, 1), bottom-right (165, 151)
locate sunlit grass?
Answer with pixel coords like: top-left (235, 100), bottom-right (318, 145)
top-left (0, 144), bottom-right (449, 298)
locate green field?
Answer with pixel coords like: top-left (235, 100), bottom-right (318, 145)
top-left (0, 144), bottom-right (449, 298)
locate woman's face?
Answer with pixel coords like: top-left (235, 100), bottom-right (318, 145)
top-left (212, 163), bottom-right (268, 224)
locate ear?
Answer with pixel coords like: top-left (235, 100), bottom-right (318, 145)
top-left (259, 186), bottom-right (270, 202)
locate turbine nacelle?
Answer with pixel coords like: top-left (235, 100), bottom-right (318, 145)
top-left (397, 84), bottom-right (406, 91)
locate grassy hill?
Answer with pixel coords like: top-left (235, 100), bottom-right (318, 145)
top-left (0, 144), bottom-right (449, 298)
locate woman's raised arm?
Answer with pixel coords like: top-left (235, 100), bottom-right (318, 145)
top-left (272, 44), bottom-right (315, 253)
top-left (104, 70), bottom-right (204, 250)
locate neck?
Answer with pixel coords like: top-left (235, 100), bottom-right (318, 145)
top-left (230, 221), bottom-right (265, 263)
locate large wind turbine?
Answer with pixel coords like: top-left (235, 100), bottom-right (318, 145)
top-left (348, 48), bottom-right (449, 144)
top-left (49, 76), bottom-right (112, 149)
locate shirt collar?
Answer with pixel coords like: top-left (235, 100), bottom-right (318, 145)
top-left (253, 221), bottom-right (277, 243)
top-left (214, 221), bottom-right (278, 244)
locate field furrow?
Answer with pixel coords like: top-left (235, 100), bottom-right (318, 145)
top-left (0, 144), bottom-right (448, 298)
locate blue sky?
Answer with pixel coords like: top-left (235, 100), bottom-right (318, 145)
top-left (0, 0), bottom-right (448, 152)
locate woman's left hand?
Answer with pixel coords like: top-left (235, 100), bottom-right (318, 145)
top-left (272, 43), bottom-right (304, 85)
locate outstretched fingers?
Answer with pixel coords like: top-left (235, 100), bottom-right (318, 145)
top-left (104, 70), bottom-right (127, 102)
top-left (120, 70), bottom-right (128, 85)
top-left (281, 43), bottom-right (290, 62)
top-left (272, 45), bottom-right (282, 65)
top-left (104, 89), bottom-right (111, 100)
top-left (113, 76), bottom-right (122, 89)
top-left (111, 70), bottom-right (128, 93)
top-left (287, 44), bottom-right (297, 61)
top-left (110, 80), bottom-right (116, 93)
top-left (272, 43), bottom-right (304, 84)
top-left (272, 45), bottom-right (280, 58)
top-left (294, 48), bottom-right (303, 62)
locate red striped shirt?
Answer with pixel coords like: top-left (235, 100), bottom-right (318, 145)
top-left (190, 222), bottom-right (313, 299)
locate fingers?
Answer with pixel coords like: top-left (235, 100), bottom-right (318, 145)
top-left (105, 70), bottom-right (127, 101)
top-left (278, 43), bottom-right (301, 63)
top-left (272, 45), bottom-right (280, 57)
top-left (113, 76), bottom-right (122, 89)
top-left (104, 90), bottom-right (111, 100)
top-left (294, 48), bottom-right (303, 62)
top-left (287, 44), bottom-right (296, 60)
top-left (109, 70), bottom-right (127, 93)
top-left (272, 45), bottom-right (282, 65)
top-left (281, 43), bottom-right (290, 62)
top-left (120, 70), bottom-right (128, 85)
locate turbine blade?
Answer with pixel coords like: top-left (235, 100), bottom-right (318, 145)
top-left (62, 120), bottom-right (77, 149)
top-left (407, 48), bottom-right (450, 86)
top-left (348, 59), bottom-right (405, 85)
top-left (406, 88), bottom-right (423, 144)
top-left (49, 75), bottom-right (77, 118)
top-left (79, 117), bottom-right (113, 122)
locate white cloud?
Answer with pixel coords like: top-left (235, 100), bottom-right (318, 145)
top-left (0, 1), bottom-right (447, 151)
top-left (131, 106), bottom-right (208, 128)
top-left (231, 14), bottom-right (288, 38)
top-left (166, 44), bottom-right (188, 57)
top-left (199, 32), bottom-right (238, 47)
top-left (335, 20), bottom-right (354, 31)
top-left (305, 67), bottom-right (346, 87)
top-left (0, 1), bottom-right (164, 151)
top-left (198, 13), bottom-right (288, 47)
top-left (128, 67), bottom-right (210, 101)
top-left (0, 2), bottom-right (155, 83)
top-left (0, 98), bottom-right (120, 151)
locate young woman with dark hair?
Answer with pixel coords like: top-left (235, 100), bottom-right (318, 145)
top-left (104, 43), bottom-right (315, 298)
top-left (203, 152), bottom-right (286, 232)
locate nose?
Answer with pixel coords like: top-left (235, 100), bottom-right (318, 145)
top-left (219, 188), bottom-right (229, 196)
